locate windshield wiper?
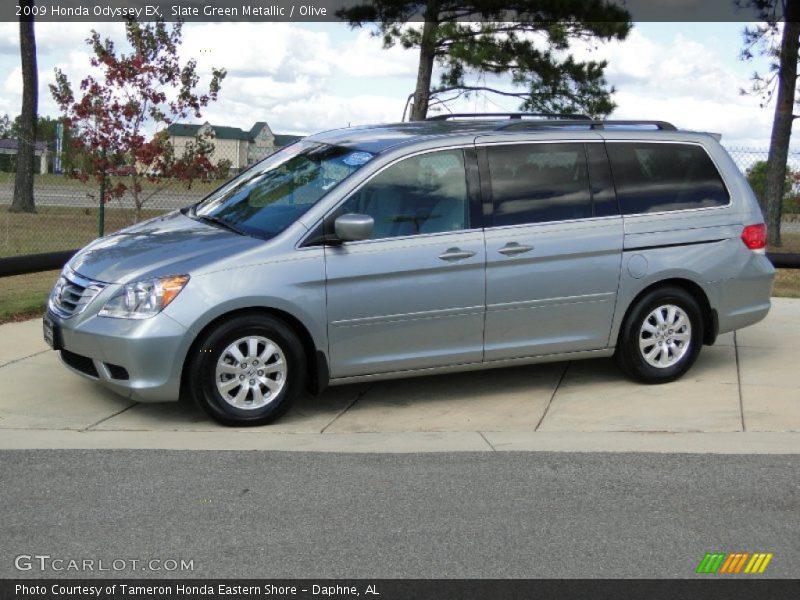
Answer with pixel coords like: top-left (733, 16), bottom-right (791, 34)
top-left (196, 214), bottom-right (247, 236)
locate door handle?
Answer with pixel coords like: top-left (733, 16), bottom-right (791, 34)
top-left (438, 248), bottom-right (476, 261)
top-left (498, 242), bottom-right (534, 256)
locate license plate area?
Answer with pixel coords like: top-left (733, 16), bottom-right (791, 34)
top-left (43, 314), bottom-right (62, 351)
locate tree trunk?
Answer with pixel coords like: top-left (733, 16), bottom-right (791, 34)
top-left (10, 3), bottom-right (38, 214)
top-left (409, 0), bottom-right (440, 121)
top-left (764, 12), bottom-right (800, 247)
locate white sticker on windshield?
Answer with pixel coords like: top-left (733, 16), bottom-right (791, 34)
top-left (342, 151), bottom-right (373, 166)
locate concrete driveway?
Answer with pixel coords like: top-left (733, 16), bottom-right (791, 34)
top-left (0, 298), bottom-right (798, 453)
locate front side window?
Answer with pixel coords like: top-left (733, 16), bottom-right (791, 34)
top-left (606, 142), bottom-right (729, 214)
top-left (486, 143), bottom-right (592, 226)
top-left (340, 149), bottom-right (469, 240)
top-left (194, 141), bottom-right (372, 239)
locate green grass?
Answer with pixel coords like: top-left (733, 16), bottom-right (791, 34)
top-left (0, 172), bottom-right (229, 195)
top-left (773, 270), bottom-right (800, 298)
top-left (0, 270), bottom-right (59, 323)
top-left (0, 205), bottom-right (166, 257)
top-left (0, 204), bottom-right (166, 322)
top-left (771, 231), bottom-right (800, 253)
top-left (768, 233), bottom-right (800, 297)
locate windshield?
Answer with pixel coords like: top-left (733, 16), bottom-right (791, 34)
top-left (193, 141), bottom-right (373, 239)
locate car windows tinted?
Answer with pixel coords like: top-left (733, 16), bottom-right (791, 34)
top-left (195, 142), bottom-right (370, 239)
top-left (606, 142), bottom-right (729, 214)
top-left (586, 143), bottom-right (619, 217)
top-left (486, 143), bottom-right (592, 226)
top-left (341, 149), bottom-right (469, 240)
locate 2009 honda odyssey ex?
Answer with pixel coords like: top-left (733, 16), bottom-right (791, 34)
top-left (44, 114), bottom-right (775, 425)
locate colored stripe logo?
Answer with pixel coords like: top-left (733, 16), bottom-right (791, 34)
top-left (697, 552), bottom-right (773, 574)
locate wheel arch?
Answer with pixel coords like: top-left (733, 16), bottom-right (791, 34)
top-left (180, 306), bottom-right (329, 400)
top-left (616, 278), bottom-right (718, 347)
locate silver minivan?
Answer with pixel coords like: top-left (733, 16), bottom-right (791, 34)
top-left (44, 115), bottom-right (775, 425)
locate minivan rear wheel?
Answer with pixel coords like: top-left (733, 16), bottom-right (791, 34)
top-left (188, 314), bottom-right (306, 426)
top-left (615, 286), bottom-right (703, 384)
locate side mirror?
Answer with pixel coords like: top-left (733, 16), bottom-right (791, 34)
top-left (334, 213), bottom-right (374, 242)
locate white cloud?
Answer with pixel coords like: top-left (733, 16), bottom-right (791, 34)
top-left (181, 23), bottom-right (332, 81)
top-left (0, 23), bottom-right (18, 55)
top-left (567, 28), bottom-right (778, 147)
top-left (0, 22), bottom-right (784, 147)
top-left (335, 28), bottom-right (418, 78)
top-left (198, 92), bottom-right (404, 135)
top-left (173, 23), bottom-right (414, 133)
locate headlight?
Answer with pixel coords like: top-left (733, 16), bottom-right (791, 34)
top-left (98, 275), bottom-right (190, 319)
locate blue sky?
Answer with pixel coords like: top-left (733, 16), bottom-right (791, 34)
top-left (0, 20), bottom-right (781, 147)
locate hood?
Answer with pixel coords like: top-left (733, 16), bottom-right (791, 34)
top-left (68, 210), bottom-right (263, 283)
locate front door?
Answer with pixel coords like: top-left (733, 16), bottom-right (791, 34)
top-left (325, 148), bottom-right (486, 378)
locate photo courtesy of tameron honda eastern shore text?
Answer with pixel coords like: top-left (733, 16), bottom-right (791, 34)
top-left (43, 114), bottom-right (775, 426)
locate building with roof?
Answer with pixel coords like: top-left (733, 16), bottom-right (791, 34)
top-left (165, 122), bottom-right (302, 173)
top-left (0, 139), bottom-right (49, 174)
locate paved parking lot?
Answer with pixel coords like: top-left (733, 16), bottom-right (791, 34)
top-left (0, 298), bottom-right (798, 453)
top-left (2, 299), bottom-right (799, 580)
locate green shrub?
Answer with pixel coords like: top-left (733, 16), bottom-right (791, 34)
top-left (783, 195), bottom-right (800, 214)
top-left (747, 161), bottom-right (795, 213)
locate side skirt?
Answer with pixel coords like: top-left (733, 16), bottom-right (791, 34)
top-left (328, 348), bottom-right (615, 386)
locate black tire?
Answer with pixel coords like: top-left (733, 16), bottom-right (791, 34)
top-left (188, 313), bottom-right (306, 426)
top-left (614, 286), bottom-right (704, 384)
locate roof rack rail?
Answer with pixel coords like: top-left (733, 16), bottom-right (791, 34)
top-left (497, 119), bottom-right (677, 131)
top-left (427, 112), bottom-right (592, 121)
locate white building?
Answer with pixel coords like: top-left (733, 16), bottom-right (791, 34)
top-left (0, 139), bottom-right (49, 174)
top-left (165, 121), bottom-right (302, 171)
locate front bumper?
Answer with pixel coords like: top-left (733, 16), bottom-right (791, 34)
top-left (49, 307), bottom-right (190, 402)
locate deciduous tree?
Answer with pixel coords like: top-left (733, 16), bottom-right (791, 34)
top-left (50, 19), bottom-right (226, 222)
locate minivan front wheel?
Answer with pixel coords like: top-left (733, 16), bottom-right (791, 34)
top-left (188, 314), bottom-right (306, 426)
top-left (615, 286), bottom-right (703, 383)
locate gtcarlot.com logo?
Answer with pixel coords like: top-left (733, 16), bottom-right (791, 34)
top-left (14, 554), bottom-right (194, 572)
top-left (696, 552), bottom-right (773, 574)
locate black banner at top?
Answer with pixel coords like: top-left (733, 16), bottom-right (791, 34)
top-left (1, 0), bottom-right (788, 23)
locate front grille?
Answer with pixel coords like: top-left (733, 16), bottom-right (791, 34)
top-left (60, 349), bottom-right (99, 378)
top-left (48, 269), bottom-right (106, 318)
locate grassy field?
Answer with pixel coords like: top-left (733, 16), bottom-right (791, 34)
top-left (0, 209), bottom-right (798, 323)
top-left (0, 205), bottom-right (167, 257)
top-left (0, 172), bottom-right (228, 195)
top-left (0, 270), bottom-right (59, 323)
top-left (0, 205), bottom-right (168, 322)
top-left (773, 270), bottom-right (800, 298)
top-left (776, 230), bottom-right (800, 250)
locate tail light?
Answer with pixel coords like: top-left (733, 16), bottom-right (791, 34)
top-left (741, 223), bottom-right (767, 254)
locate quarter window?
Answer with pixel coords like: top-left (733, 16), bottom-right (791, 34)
top-left (340, 149), bottom-right (469, 240)
top-left (606, 142), bottom-right (729, 214)
top-left (486, 143), bottom-right (593, 226)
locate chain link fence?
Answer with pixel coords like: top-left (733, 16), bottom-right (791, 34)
top-left (726, 148), bottom-right (800, 299)
top-left (0, 140), bottom-right (245, 320)
top-left (0, 160), bottom-right (235, 258)
top-left (0, 143), bottom-right (798, 321)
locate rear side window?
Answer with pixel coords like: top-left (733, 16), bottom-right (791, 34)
top-left (486, 143), bottom-right (592, 226)
top-left (606, 142), bottom-right (729, 214)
